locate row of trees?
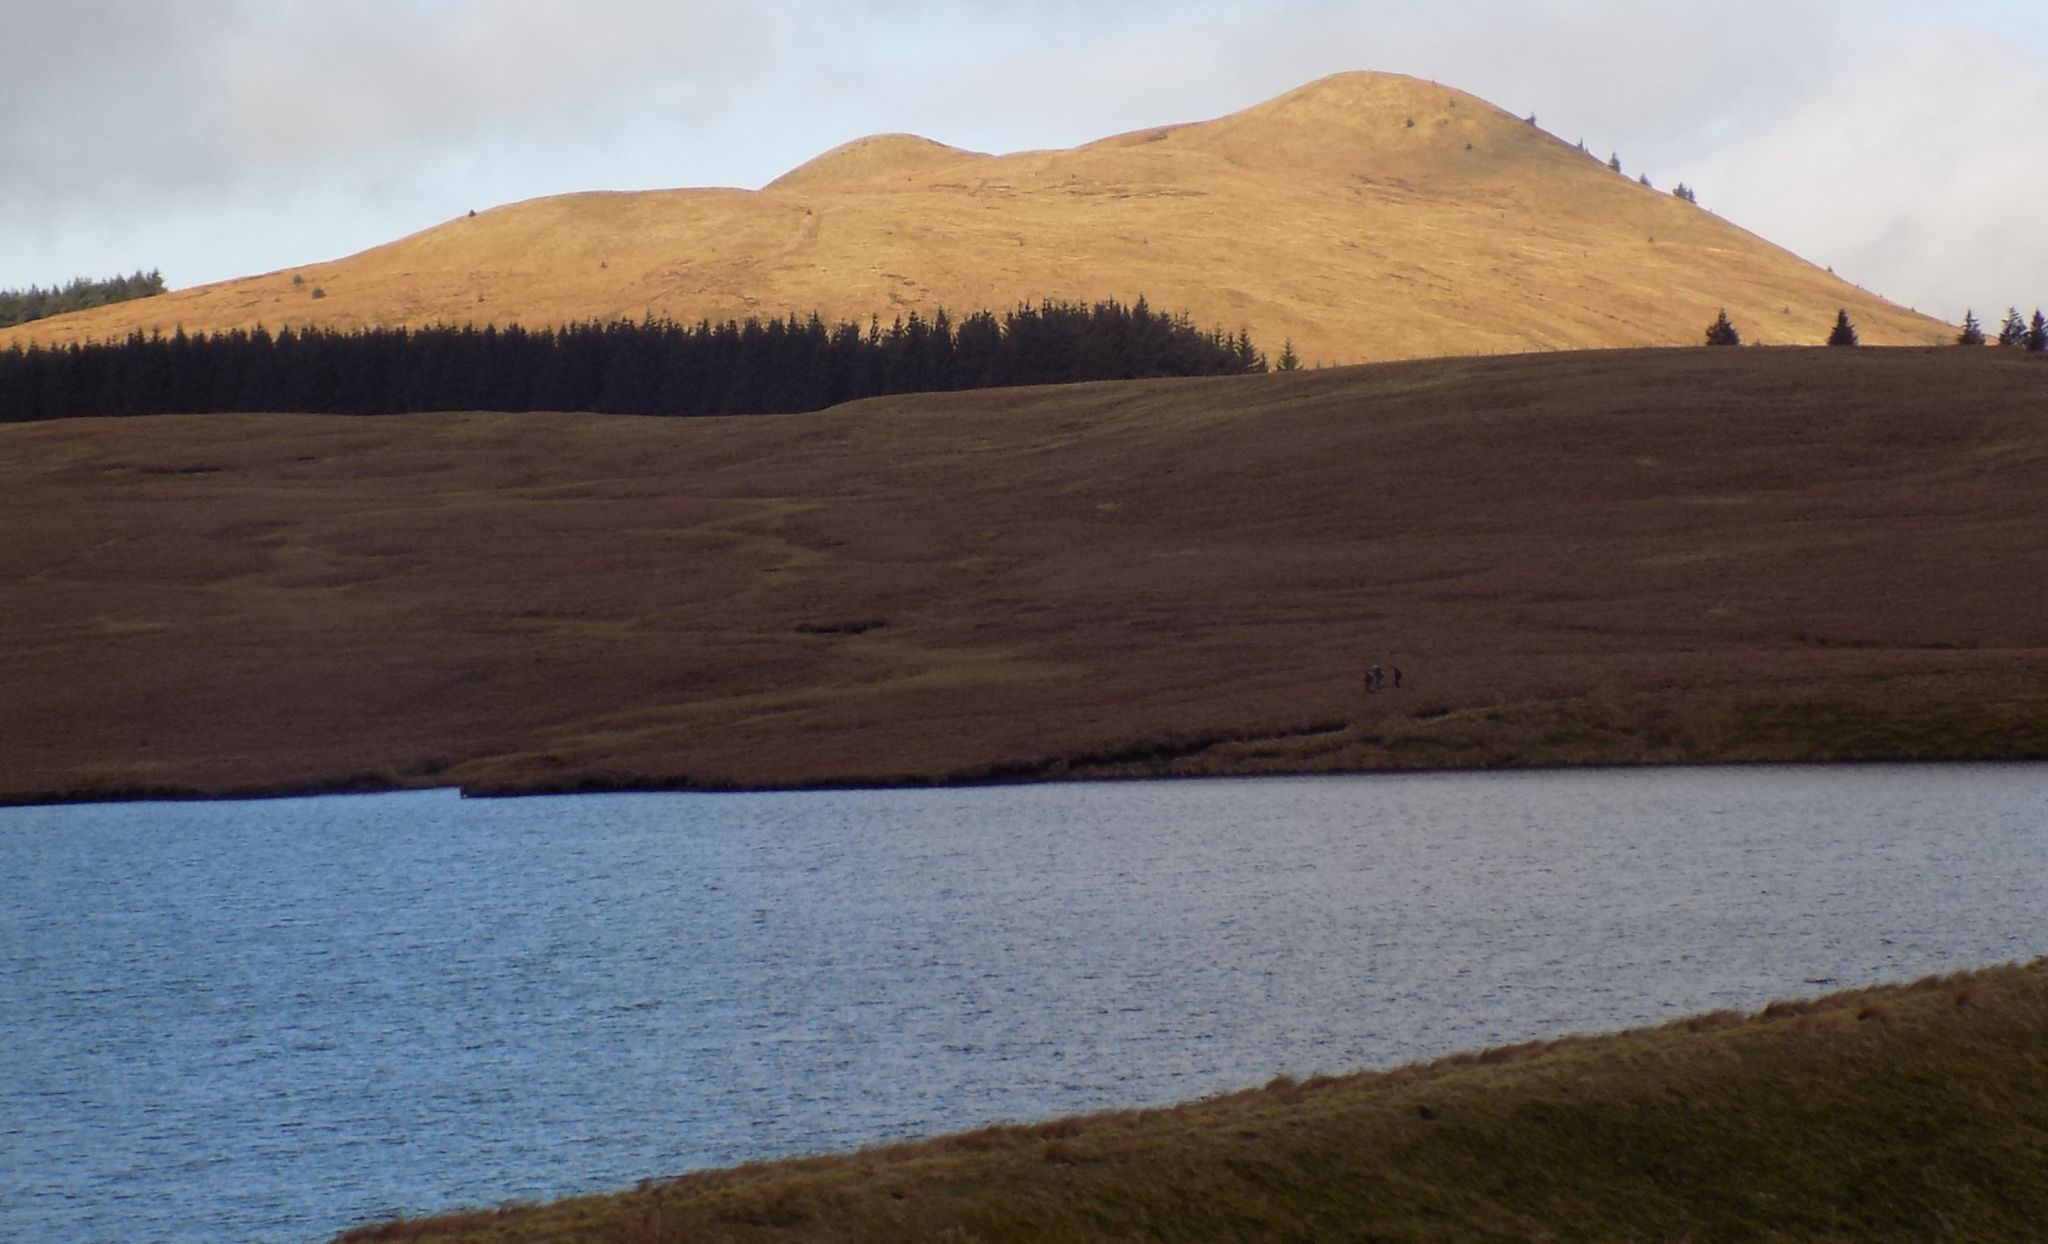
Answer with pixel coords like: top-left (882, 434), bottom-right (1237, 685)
top-left (0, 270), bottom-right (166, 329)
top-left (1703, 308), bottom-right (1862, 347)
top-left (1705, 307), bottom-right (2048, 350)
top-left (0, 299), bottom-right (1266, 423)
top-left (1591, 145), bottom-right (1696, 202)
top-left (1956, 308), bottom-right (2048, 349)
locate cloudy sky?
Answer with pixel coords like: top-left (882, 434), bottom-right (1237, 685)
top-left (6, 0), bottom-right (2046, 324)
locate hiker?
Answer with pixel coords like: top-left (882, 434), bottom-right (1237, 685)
top-left (1393, 666), bottom-right (1403, 689)
top-left (1371, 664), bottom-right (1385, 691)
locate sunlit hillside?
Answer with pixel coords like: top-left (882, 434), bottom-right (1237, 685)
top-left (1, 72), bottom-right (1948, 363)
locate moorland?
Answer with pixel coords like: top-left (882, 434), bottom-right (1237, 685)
top-left (4, 345), bottom-right (2044, 806)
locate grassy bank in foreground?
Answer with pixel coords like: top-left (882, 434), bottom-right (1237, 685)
top-left (337, 960), bottom-right (2048, 1243)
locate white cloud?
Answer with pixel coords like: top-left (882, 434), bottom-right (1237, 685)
top-left (1691, 34), bottom-right (2048, 320)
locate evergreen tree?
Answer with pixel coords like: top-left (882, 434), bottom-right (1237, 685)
top-left (1672, 183), bottom-right (1697, 204)
top-left (1704, 309), bottom-right (1742, 347)
top-left (0, 268), bottom-right (167, 329)
top-left (1276, 339), bottom-right (1301, 371)
top-left (2028, 310), bottom-right (2048, 352)
top-left (1233, 328), bottom-right (1264, 373)
top-left (1957, 309), bottom-right (1986, 346)
top-left (0, 298), bottom-right (1262, 423)
top-left (1608, 153), bottom-right (1622, 174)
top-left (1997, 307), bottom-right (2027, 347)
top-left (1826, 309), bottom-right (1859, 347)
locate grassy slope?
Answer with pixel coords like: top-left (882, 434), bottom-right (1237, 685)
top-left (0, 73), bottom-right (1948, 365)
top-left (335, 959), bottom-right (2048, 1242)
top-left (1, 346), bottom-right (2045, 806)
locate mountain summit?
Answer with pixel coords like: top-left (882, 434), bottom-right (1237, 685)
top-left (4, 72), bottom-right (1947, 361)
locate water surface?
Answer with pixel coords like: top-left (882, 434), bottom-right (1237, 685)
top-left (2, 764), bottom-right (2042, 1242)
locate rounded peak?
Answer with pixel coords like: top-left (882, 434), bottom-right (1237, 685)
top-left (765, 133), bottom-right (984, 192)
top-left (1277, 69), bottom-right (1444, 100)
top-left (1236, 70), bottom-right (1508, 130)
top-left (1165, 69), bottom-right (1547, 176)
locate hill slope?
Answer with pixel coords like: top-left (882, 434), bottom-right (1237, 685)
top-left (2, 72), bottom-right (1947, 363)
top-left (2, 348), bottom-right (2044, 805)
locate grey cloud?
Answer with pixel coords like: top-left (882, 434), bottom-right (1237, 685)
top-left (1693, 34), bottom-right (2048, 320)
top-left (2, 2), bottom-right (775, 214)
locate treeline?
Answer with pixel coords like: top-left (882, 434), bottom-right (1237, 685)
top-left (0, 270), bottom-right (166, 329)
top-left (1704, 306), bottom-right (2048, 350)
top-left (0, 299), bottom-right (1264, 423)
top-left (1960, 307), bottom-right (2048, 349)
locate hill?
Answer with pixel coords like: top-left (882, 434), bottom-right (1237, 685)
top-left (0, 72), bottom-right (1949, 364)
top-left (336, 959), bottom-right (2048, 1242)
top-left (2, 347), bottom-right (2044, 806)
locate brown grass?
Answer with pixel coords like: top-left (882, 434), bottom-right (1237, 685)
top-left (0, 345), bottom-right (2044, 805)
top-left (0, 72), bottom-right (1949, 364)
top-left (329, 959), bottom-right (2048, 1242)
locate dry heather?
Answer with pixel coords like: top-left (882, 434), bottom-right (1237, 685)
top-left (1, 346), bottom-right (2044, 805)
top-left (333, 959), bottom-right (2048, 1242)
top-left (0, 72), bottom-right (1948, 363)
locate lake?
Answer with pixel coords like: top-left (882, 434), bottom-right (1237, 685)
top-left (2, 764), bottom-right (2043, 1242)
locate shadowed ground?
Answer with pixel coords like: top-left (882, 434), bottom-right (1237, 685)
top-left (2, 346), bottom-right (2044, 805)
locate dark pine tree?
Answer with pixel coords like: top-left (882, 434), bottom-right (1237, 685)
top-left (1233, 328), bottom-right (1264, 373)
top-left (1275, 339), bottom-right (1301, 371)
top-left (0, 300), bottom-right (1262, 424)
top-left (1704, 309), bottom-right (1742, 347)
top-left (1957, 309), bottom-right (1986, 346)
top-left (0, 268), bottom-right (168, 329)
top-left (1826, 309), bottom-right (1859, 347)
top-left (1997, 307), bottom-right (2027, 347)
top-left (2027, 310), bottom-right (2048, 353)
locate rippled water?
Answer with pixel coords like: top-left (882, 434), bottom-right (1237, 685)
top-left (2, 764), bottom-right (2043, 1242)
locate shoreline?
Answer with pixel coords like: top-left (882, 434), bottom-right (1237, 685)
top-left (7, 741), bottom-right (2044, 812)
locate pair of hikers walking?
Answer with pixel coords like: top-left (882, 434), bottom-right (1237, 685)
top-left (1365, 663), bottom-right (1403, 693)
